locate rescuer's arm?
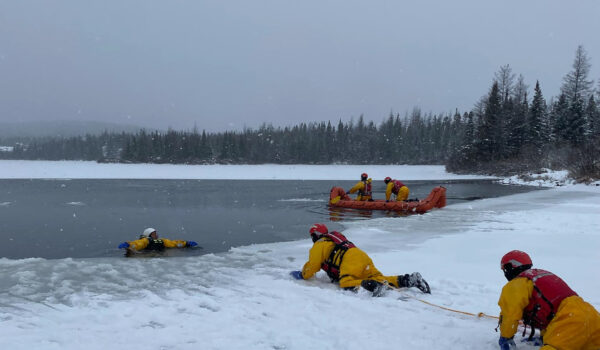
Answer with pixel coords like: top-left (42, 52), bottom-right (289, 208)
top-left (498, 277), bottom-right (533, 338)
top-left (161, 238), bottom-right (188, 248)
top-left (348, 181), bottom-right (364, 194)
top-left (385, 182), bottom-right (394, 201)
top-left (301, 240), bottom-right (332, 279)
top-left (127, 238), bottom-right (150, 251)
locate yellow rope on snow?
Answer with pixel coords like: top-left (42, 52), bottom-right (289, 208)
top-left (398, 292), bottom-right (526, 327)
top-left (400, 292), bottom-right (499, 320)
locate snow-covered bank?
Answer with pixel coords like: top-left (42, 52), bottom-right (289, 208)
top-left (1, 183), bottom-right (598, 349)
top-left (0, 160), bottom-right (496, 180)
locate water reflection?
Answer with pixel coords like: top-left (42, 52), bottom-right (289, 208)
top-left (327, 205), bottom-right (419, 221)
top-left (327, 206), bottom-right (374, 221)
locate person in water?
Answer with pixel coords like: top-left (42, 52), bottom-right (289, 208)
top-left (348, 173), bottom-right (373, 201)
top-left (290, 223), bottom-right (431, 296)
top-left (118, 227), bottom-right (198, 251)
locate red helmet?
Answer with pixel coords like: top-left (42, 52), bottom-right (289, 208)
top-left (361, 173), bottom-right (368, 180)
top-left (309, 223), bottom-right (328, 236)
top-left (501, 250), bottom-right (532, 269)
top-left (501, 250), bottom-right (533, 280)
top-left (384, 177), bottom-right (392, 183)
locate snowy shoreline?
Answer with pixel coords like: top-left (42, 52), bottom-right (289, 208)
top-left (0, 160), bottom-right (496, 180)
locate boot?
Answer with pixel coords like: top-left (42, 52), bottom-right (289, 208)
top-left (360, 279), bottom-right (387, 297)
top-left (397, 272), bottom-right (431, 294)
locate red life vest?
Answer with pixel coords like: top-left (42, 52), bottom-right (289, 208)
top-left (359, 180), bottom-right (372, 197)
top-left (392, 180), bottom-right (405, 194)
top-left (320, 231), bottom-right (356, 282)
top-left (518, 269), bottom-right (578, 329)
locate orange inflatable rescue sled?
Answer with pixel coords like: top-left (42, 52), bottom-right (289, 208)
top-left (329, 186), bottom-right (446, 214)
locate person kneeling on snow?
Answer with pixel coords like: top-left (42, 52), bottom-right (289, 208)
top-left (118, 227), bottom-right (198, 252)
top-left (290, 223), bottom-right (430, 295)
top-left (497, 250), bottom-right (600, 350)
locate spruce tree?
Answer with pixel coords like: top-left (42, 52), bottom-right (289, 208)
top-left (551, 94), bottom-right (569, 143)
top-left (560, 45), bottom-right (593, 146)
top-left (585, 95), bottom-right (599, 139)
top-left (476, 81), bottom-right (502, 162)
top-left (506, 91), bottom-right (528, 157)
top-left (528, 81), bottom-right (548, 153)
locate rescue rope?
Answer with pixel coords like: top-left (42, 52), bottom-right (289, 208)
top-left (398, 291), bottom-right (525, 327)
top-left (399, 292), bottom-right (499, 320)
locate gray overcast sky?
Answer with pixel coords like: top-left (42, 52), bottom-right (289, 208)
top-left (1, 1), bottom-right (599, 132)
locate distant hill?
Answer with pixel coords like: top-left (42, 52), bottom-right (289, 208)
top-left (0, 120), bottom-right (149, 139)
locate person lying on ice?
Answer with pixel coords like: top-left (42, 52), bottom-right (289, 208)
top-left (384, 176), bottom-right (410, 202)
top-left (117, 227), bottom-right (198, 252)
top-left (497, 250), bottom-right (600, 350)
top-left (290, 223), bottom-right (430, 295)
top-left (347, 173), bottom-right (373, 201)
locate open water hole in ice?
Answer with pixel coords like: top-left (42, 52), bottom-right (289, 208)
top-left (0, 179), bottom-right (542, 259)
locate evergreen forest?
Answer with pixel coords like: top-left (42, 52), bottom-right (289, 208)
top-left (2, 46), bottom-right (599, 181)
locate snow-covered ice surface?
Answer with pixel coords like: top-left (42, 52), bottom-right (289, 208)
top-left (0, 161), bottom-right (598, 350)
top-left (0, 160), bottom-right (496, 180)
top-left (499, 168), bottom-right (574, 187)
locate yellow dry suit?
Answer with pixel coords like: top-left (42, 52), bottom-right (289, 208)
top-left (348, 178), bottom-right (372, 201)
top-left (128, 237), bottom-right (188, 251)
top-left (385, 180), bottom-right (409, 201)
top-left (301, 235), bottom-right (399, 289)
top-left (498, 275), bottom-right (600, 350)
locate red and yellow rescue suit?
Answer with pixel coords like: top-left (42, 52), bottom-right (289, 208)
top-left (498, 269), bottom-right (600, 350)
top-left (300, 232), bottom-right (399, 289)
top-left (127, 237), bottom-right (189, 251)
top-left (385, 180), bottom-right (409, 202)
top-left (348, 178), bottom-right (372, 201)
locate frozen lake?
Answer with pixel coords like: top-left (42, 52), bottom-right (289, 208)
top-left (0, 178), bottom-right (541, 259)
top-left (0, 162), bottom-right (597, 350)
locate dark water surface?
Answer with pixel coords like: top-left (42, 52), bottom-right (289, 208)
top-left (0, 179), bottom-right (541, 259)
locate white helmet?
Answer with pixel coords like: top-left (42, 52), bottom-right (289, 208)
top-left (141, 227), bottom-right (156, 238)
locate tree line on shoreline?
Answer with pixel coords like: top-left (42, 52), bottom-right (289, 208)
top-left (1, 46), bottom-right (599, 181)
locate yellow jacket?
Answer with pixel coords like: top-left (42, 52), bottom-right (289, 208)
top-left (498, 277), bottom-right (533, 338)
top-left (300, 237), bottom-right (398, 289)
top-left (348, 179), bottom-right (372, 200)
top-left (301, 239), bottom-right (336, 279)
top-left (385, 182), bottom-right (409, 201)
top-left (348, 181), bottom-right (366, 195)
top-left (128, 237), bottom-right (188, 251)
top-left (498, 277), bottom-right (600, 350)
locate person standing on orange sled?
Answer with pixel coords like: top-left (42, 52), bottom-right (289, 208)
top-left (497, 250), bottom-right (600, 350)
top-left (290, 223), bottom-right (431, 295)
